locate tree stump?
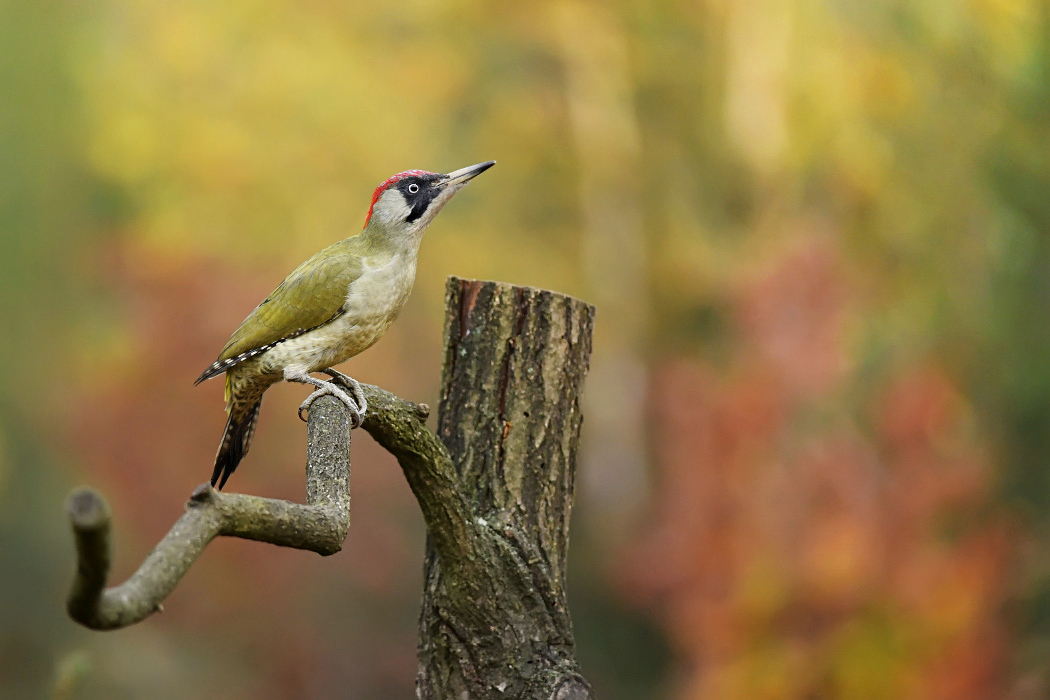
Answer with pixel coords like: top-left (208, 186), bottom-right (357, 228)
top-left (417, 278), bottom-right (595, 699)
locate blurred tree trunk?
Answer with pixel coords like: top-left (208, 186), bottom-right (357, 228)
top-left (415, 278), bottom-right (594, 699)
top-left (557, 2), bottom-right (650, 538)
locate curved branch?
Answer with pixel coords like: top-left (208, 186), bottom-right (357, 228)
top-left (357, 384), bottom-right (488, 587)
top-left (66, 394), bottom-right (354, 630)
top-left (64, 384), bottom-right (463, 631)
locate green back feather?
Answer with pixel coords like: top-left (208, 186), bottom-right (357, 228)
top-left (217, 238), bottom-right (367, 364)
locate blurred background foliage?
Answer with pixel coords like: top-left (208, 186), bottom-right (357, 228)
top-left (1, 0), bottom-right (1048, 697)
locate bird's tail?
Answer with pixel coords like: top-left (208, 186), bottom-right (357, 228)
top-left (212, 400), bottom-right (262, 490)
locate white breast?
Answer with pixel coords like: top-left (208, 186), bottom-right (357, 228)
top-left (261, 253), bottom-right (417, 375)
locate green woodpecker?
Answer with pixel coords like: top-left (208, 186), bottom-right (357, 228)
top-left (196, 161), bottom-right (495, 489)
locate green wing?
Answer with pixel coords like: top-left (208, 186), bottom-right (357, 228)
top-left (221, 247), bottom-right (363, 361)
top-left (196, 242), bottom-right (363, 384)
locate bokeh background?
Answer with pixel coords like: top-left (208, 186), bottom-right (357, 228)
top-left (2, 0), bottom-right (1049, 698)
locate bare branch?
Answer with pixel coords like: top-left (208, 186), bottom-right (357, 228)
top-left (357, 382), bottom-right (490, 587)
top-left (64, 381), bottom-right (462, 631)
top-left (66, 393), bottom-right (354, 630)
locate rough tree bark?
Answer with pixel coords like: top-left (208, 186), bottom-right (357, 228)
top-left (416, 278), bottom-right (595, 699)
top-left (64, 277), bottom-right (595, 700)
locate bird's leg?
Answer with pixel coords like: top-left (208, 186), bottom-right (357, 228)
top-left (285, 369), bottom-right (365, 428)
top-left (320, 369), bottom-right (368, 416)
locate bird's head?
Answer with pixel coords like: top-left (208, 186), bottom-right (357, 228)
top-left (363, 161), bottom-right (495, 236)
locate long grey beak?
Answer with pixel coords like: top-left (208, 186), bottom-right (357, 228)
top-left (444, 161), bottom-right (496, 186)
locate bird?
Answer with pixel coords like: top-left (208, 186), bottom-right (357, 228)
top-left (195, 160), bottom-right (495, 489)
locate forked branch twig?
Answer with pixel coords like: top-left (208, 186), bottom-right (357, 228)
top-left (65, 385), bottom-right (431, 630)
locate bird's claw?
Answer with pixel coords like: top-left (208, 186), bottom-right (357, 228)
top-left (321, 369), bottom-right (368, 417)
top-left (297, 378), bottom-right (366, 428)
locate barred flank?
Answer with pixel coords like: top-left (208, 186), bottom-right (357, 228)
top-left (193, 315), bottom-right (341, 387)
top-left (193, 339), bottom-right (284, 386)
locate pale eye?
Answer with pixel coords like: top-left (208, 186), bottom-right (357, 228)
top-left (408, 183), bottom-right (420, 194)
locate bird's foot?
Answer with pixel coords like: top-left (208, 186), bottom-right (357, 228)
top-left (297, 376), bottom-right (366, 428)
top-left (321, 369), bottom-right (367, 403)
